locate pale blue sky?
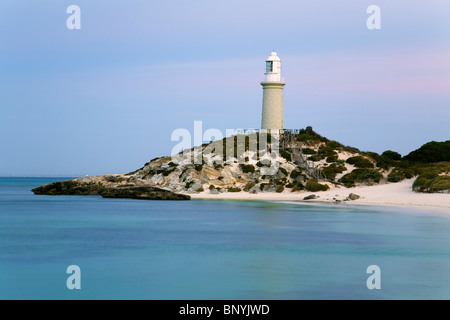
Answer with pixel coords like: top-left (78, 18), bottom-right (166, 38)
top-left (1, 0), bottom-right (449, 176)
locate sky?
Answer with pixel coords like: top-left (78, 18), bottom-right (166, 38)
top-left (0, 0), bottom-right (449, 176)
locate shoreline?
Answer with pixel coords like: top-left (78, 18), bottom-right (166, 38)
top-left (189, 179), bottom-right (450, 214)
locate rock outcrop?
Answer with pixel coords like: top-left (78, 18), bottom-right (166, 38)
top-left (99, 186), bottom-right (190, 200)
top-left (32, 175), bottom-right (190, 201)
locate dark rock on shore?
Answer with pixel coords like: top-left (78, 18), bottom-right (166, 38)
top-left (303, 194), bottom-right (318, 200)
top-left (32, 176), bottom-right (190, 201)
top-left (32, 180), bottom-right (103, 195)
top-left (99, 186), bottom-right (191, 200)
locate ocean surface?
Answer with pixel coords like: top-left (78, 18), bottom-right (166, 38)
top-left (1, 177), bottom-right (450, 300)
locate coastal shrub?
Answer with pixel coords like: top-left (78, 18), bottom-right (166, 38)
top-left (276, 185), bottom-right (285, 193)
top-left (346, 156), bottom-right (374, 169)
top-left (286, 183), bottom-right (294, 188)
top-left (413, 175), bottom-right (450, 193)
top-left (291, 184), bottom-right (304, 192)
top-left (318, 145), bottom-right (336, 159)
top-left (302, 148), bottom-right (316, 155)
top-left (339, 169), bottom-right (382, 187)
top-left (209, 185), bottom-right (215, 190)
top-left (305, 179), bottom-right (329, 192)
top-left (387, 167), bottom-right (416, 183)
top-left (343, 146), bottom-right (360, 154)
top-left (218, 176), bottom-right (224, 180)
top-left (243, 182), bottom-right (256, 192)
top-left (326, 140), bottom-right (343, 150)
top-left (185, 181), bottom-right (195, 189)
top-left (256, 161), bottom-right (264, 167)
top-left (194, 164), bottom-right (203, 172)
top-left (381, 150), bottom-right (402, 161)
top-left (403, 141), bottom-right (450, 163)
top-left (365, 152), bottom-right (384, 165)
top-left (290, 169), bottom-right (302, 179)
top-left (197, 187), bottom-right (204, 192)
top-left (308, 155), bottom-right (322, 162)
top-left (376, 159), bottom-right (392, 170)
top-left (240, 164), bottom-right (255, 174)
top-left (279, 149), bottom-right (292, 162)
top-left (227, 187), bottom-right (242, 193)
top-left (162, 168), bottom-right (175, 176)
top-left (321, 164), bottom-right (346, 181)
top-left (326, 155), bottom-right (338, 163)
top-left (296, 126), bottom-right (328, 143)
top-left (274, 178), bottom-right (287, 185)
top-left (279, 167), bottom-right (288, 176)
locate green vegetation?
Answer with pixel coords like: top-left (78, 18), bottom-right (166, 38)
top-left (279, 167), bottom-right (288, 176)
top-left (326, 155), bottom-right (338, 163)
top-left (413, 175), bottom-right (450, 193)
top-left (387, 167), bottom-right (416, 183)
top-left (381, 150), bottom-right (402, 161)
top-left (302, 148), bottom-right (316, 155)
top-left (243, 182), bottom-right (256, 192)
top-left (227, 187), bottom-right (242, 192)
top-left (274, 178), bottom-right (287, 185)
top-left (279, 149), bottom-right (292, 162)
top-left (321, 163), bottom-right (346, 181)
top-left (194, 164), bottom-right (203, 172)
top-left (185, 181), bottom-right (195, 189)
top-left (403, 141), bottom-right (450, 163)
top-left (291, 184), bottom-right (304, 192)
top-left (296, 126), bottom-right (328, 143)
top-left (290, 169), bottom-right (302, 180)
top-left (343, 146), bottom-right (360, 154)
top-left (305, 179), bottom-right (329, 192)
top-left (326, 140), bottom-right (344, 150)
top-left (276, 185), bottom-right (285, 193)
top-left (346, 156), bottom-right (374, 169)
top-left (339, 169), bottom-right (382, 187)
top-left (240, 164), bottom-right (256, 174)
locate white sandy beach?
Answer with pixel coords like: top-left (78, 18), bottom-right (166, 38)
top-left (190, 179), bottom-right (450, 214)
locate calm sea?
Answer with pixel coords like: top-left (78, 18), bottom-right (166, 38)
top-left (1, 177), bottom-right (450, 300)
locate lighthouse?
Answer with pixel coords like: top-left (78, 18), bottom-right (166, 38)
top-left (261, 52), bottom-right (285, 131)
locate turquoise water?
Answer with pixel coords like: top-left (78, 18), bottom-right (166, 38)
top-left (1, 177), bottom-right (450, 300)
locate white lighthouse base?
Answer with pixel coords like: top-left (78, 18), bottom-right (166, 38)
top-left (261, 82), bottom-right (285, 131)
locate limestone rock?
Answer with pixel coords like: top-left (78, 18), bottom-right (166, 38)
top-left (346, 193), bottom-right (361, 201)
top-left (99, 186), bottom-right (190, 201)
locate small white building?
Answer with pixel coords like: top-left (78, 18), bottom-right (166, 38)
top-left (261, 52), bottom-right (285, 131)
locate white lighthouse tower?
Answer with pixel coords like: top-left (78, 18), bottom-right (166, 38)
top-left (261, 51), bottom-right (285, 131)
